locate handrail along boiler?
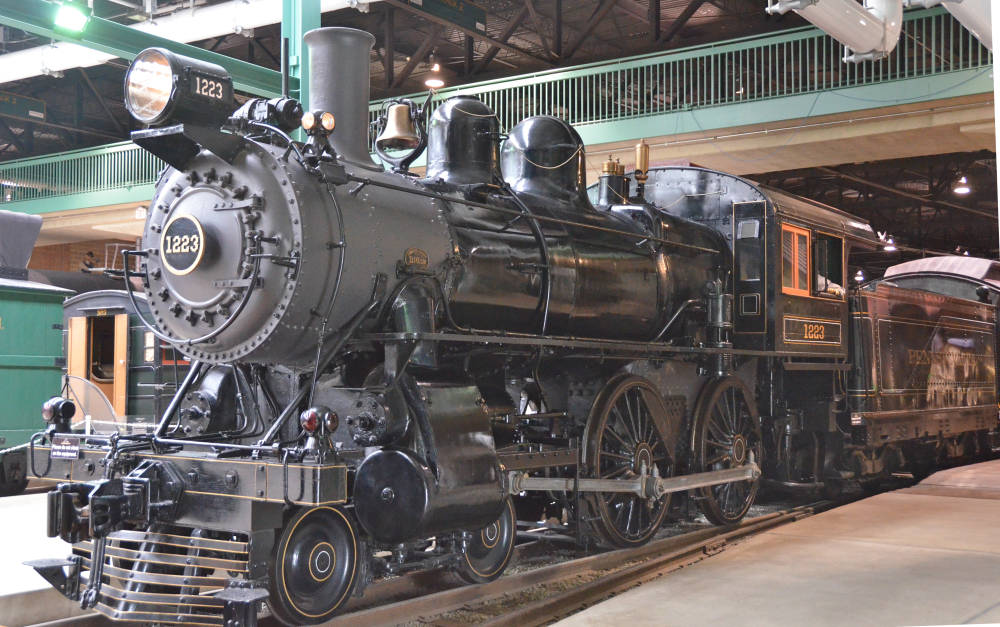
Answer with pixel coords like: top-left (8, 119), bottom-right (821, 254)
top-left (24, 27), bottom-right (998, 626)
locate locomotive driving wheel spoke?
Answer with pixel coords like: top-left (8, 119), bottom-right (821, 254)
top-left (602, 466), bottom-right (631, 480)
top-left (692, 377), bottom-right (763, 526)
top-left (585, 375), bottom-right (677, 547)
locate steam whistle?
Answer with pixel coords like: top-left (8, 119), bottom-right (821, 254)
top-left (634, 139), bottom-right (649, 200)
top-left (374, 91), bottom-right (432, 173)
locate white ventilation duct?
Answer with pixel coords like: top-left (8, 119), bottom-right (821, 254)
top-left (0, 0), bottom-right (378, 87)
top-left (904, 0), bottom-right (992, 51)
top-left (766, 0), bottom-right (904, 62)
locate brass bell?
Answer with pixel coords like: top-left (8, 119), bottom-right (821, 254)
top-left (376, 103), bottom-right (420, 150)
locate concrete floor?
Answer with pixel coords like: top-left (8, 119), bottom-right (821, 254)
top-left (0, 492), bottom-right (89, 626)
top-left (558, 460), bottom-right (1000, 627)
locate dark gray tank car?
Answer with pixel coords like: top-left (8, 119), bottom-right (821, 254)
top-left (24, 27), bottom-right (997, 627)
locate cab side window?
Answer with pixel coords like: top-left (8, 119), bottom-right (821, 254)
top-left (813, 233), bottom-right (844, 298)
top-left (781, 224), bottom-right (809, 296)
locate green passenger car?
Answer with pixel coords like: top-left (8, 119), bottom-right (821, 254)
top-left (0, 276), bottom-right (71, 493)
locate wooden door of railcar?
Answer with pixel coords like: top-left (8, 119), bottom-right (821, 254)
top-left (67, 311), bottom-right (129, 418)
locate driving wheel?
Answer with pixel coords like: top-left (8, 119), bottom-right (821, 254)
top-left (584, 374), bottom-right (676, 547)
top-left (268, 506), bottom-right (360, 625)
top-left (690, 376), bottom-right (762, 525)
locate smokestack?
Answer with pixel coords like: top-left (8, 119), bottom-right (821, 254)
top-left (303, 27), bottom-right (378, 167)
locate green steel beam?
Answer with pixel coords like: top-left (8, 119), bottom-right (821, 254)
top-left (0, 0), bottom-right (289, 97)
top-left (281, 0), bottom-right (320, 107)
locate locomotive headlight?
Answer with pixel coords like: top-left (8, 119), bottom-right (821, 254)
top-left (124, 49), bottom-right (173, 123)
top-left (124, 47), bottom-right (235, 128)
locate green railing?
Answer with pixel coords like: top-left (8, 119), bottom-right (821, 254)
top-left (369, 6), bottom-right (990, 133)
top-left (0, 140), bottom-right (161, 204)
top-left (0, 7), bottom-right (989, 209)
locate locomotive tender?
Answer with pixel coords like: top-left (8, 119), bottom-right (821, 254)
top-left (24, 27), bottom-right (996, 626)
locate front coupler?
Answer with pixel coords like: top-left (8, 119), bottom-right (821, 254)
top-left (29, 459), bottom-right (186, 607)
top-left (45, 459), bottom-right (185, 543)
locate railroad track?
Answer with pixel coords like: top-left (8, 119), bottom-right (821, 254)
top-left (319, 501), bottom-right (827, 626)
top-left (26, 502), bottom-right (826, 627)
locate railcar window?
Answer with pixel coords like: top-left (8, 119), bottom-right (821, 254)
top-left (736, 219), bottom-right (761, 281)
top-left (781, 224), bottom-right (810, 296)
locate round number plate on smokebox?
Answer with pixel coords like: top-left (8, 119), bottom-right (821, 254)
top-left (161, 215), bottom-right (206, 276)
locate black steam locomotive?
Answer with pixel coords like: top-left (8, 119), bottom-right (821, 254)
top-left (24, 27), bottom-right (996, 626)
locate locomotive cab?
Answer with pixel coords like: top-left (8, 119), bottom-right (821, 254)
top-left (763, 191), bottom-right (874, 357)
top-left (620, 167), bottom-right (880, 353)
top-left (735, 190), bottom-right (880, 355)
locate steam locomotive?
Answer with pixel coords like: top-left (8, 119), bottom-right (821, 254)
top-left (24, 27), bottom-right (996, 626)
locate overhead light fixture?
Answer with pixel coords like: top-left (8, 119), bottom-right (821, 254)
top-left (424, 53), bottom-right (445, 89)
top-left (953, 175), bottom-right (971, 195)
top-left (883, 237), bottom-right (897, 252)
top-left (54, 3), bottom-right (90, 34)
top-left (854, 269), bottom-right (865, 282)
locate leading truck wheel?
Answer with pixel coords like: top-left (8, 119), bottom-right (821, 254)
top-left (456, 497), bottom-right (517, 584)
top-left (583, 375), bottom-right (676, 548)
top-left (690, 377), bottom-right (763, 525)
top-left (268, 507), bottom-right (360, 626)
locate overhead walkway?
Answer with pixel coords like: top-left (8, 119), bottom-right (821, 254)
top-left (0, 7), bottom-right (991, 243)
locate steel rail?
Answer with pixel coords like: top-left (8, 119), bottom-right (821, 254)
top-left (320, 502), bottom-right (827, 626)
top-left (26, 504), bottom-right (826, 627)
top-left (481, 506), bottom-right (820, 627)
